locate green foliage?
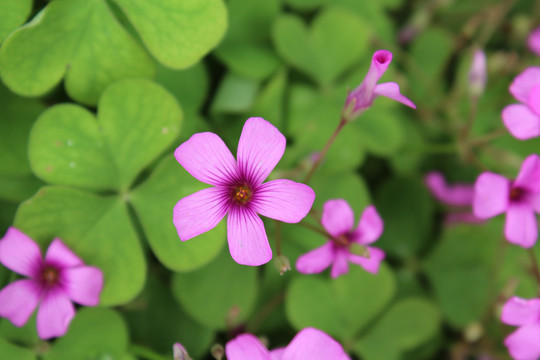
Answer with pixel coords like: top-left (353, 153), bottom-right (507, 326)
top-left (0, 0), bottom-right (32, 43)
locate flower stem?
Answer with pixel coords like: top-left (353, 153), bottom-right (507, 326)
top-left (303, 118), bottom-right (346, 184)
top-left (129, 344), bottom-right (170, 360)
top-left (297, 220), bottom-right (330, 238)
top-left (528, 250), bottom-right (540, 294)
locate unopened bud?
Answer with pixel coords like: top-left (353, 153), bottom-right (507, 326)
top-left (274, 254), bottom-right (291, 275)
top-left (211, 344), bottom-right (224, 360)
top-left (468, 49), bottom-right (487, 98)
top-left (463, 322), bottom-right (483, 343)
top-left (349, 243), bottom-right (370, 258)
top-left (173, 343), bottom-right (191, 360)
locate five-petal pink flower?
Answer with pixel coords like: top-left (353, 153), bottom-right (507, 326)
top-left (473, 154), bottom-right (540, 247)
top-left (225, 327), bottom-right (350, 360)
top-left (173, 117), bottom-right (316, 266)
top-left (0, 227), bottom-right (103, 339)
top-left (296, 199), bottom-right (385, 278)
top-left (502, 67), bottom-right (540, 139)
top-left (501, 296), bottom-right (540, 360)
top-left (343, 50), bottom-right (416, 121)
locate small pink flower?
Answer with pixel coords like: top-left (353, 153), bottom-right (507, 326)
top-left (528, 26), bottom-right (540, 56)
top-left (501, 296), bottom-right (540, 360)
top-left (473, 154), bottom-right (540, 247)
top-left (424, 172), bottom-right (483, 225)
top-left (468, 49), bottom-right (487, 97)
top-left (502, 67), bottom-right (540, 140)
top-left (0, 227), bottom-right (103, 339)
top-left (173, 117), bottom-right (315, 266)
top-left (296, 199), bottom-right (385, 278)
top-left (225, 327), bottom-right (350, 360)
top-left (343, 50), bottom-right (416, 121)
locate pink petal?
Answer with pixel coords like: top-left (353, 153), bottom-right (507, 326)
top-left (270, 348), bottom-right (285, 360)
top-left (528, 27), bottom-right (540, 56)
top-left (37, 290), bottom-right (75, 339)
top-left (282, 327), bottom-right (350, 360)
top-left (348, 246), bottom-right (385, 274)
top-left (175, 132), bottom-right (238, 186)
top-left (225, 333), bottom-right (271, 360)
top-left (373, 82), bottom-right (416, 109)
top-left (296, 242), bottom-right (334, 275)
top-left (0, 279), bottom-right (41, 327)
top-left (321, 199), bottom-right (354, 238)
top-left (0, 227), bottom-right (42, 277)
top-left (424, 172), bottom-right (474, 206)
top-left (501, 296), bottom-right (540, 326)
top-left (473, 172), bottom-right (510, 218)
top-left (44, 239), bottom-right (83, 269)
top-left (352, 206), bottom-right (384, 245)
top-left (509, 67), bottom-right (540, 104)
top-left (227, 207), bottom-right (272, 266)
top-left (528, 85), bottom-right (540, 116)
top-left (502, 104), bottom-right (540, 140)
top-left (330, 250), bottom-right (349, 278)
top-left (173, 187), bottom-right (230, 241)
top-left (251, 180), bottom-right (315, 223)
top-left (363, 50), bottom-right (392, 91)
top-left (504, 323), bottom-right (540, 360)
top-left (63, 266), bottom-right (103, 306)
top-left (237, 117), bottom-right (286, 186)
top-left (514, 154), bottom-right (540, 193)
top-left (505, 204), bottom-right (538, 248)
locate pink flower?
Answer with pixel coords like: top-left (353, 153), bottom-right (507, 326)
top-left (173, 117), bottom-right (315, 266)
top-left (473, 154), bottom-right (540, 247)
top-left (502, 67), bottom-right (540, 140)
top-left (225, 327), bottom-right (350, 360)
top-left (0, 227), bottom-right (103, 339)
top-left (343, 50), bottom-right (416, 121)
top-left (468, 49), bottom-right (487, 97)
top-left (501, 296), bottom-right (540, 360)
top-left (296, 199), bottom-right (385, 278)
top-left (528, 26), bottom-right (540, 56)
top-left (424, 172), bottom-right (483, 225)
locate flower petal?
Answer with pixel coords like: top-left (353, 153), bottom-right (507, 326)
top-left (173, 187), bottom-right (229, 241)
top-left (175, 132), bottom-right (238, 186)
top-left (502, 296), bottom-right (540, 327)
top-left (473, 172), bottom-right (510, 218)
top-left (270, 348), bottom-right (285, 360)
top-left (348, 247), bottom-right (385, 274)
top-left (0, 227), bottom-right (42, 277)
top-left (514, 154), bottom-right (540, 193)
top-left (225, 333), bottom-right (271, 360)
top-left (44, 239), bottom-right (83, 269)
top-left (282, 327), bottom-right (350, 360)
top-left (509, 67), bottom-right (540, 104)
top-left (37, 290), bottom-right (75, 339)
top-left (321, 199), bottom-right (354, 238)
top-left (63, 266), bottom-right (103, 306)
top-left (237, 117), bottom-right (286, 186)
top-left (252, 180), bottom-right (315, 223)
top-left (330, 250), bottom-right (349, 278)
top-left (528, 26), bottom-right (540, 56)
top-left (505, 204), bottom-right (538, 248)
top-left (424, 172), bottom-right (474, 206)
top-left (296, 242), bottom-right (334, 275)
top-left (504, 323), bottom-right (540, 360)
top-left (528, 85), bottom-right (540, 116)
top-left (227, 207), bottom-right (272, 266)
top-left (352, 206), bottom-right (384, 245)
top-left (502, 104), bottom-right (540, 140)
top-left (0, 279), bottom-right (41, 327)
top-left (373, 82), bottom-right (416, 109)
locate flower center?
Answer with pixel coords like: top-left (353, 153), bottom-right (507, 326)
top-left (232, 184), bottom-right (252, 205)
top-left (334, 234), bottom-right (350, 247)
top-left (509, 186), bottom-right (525, 202)
top-left (40, 266), bottom-right (60, 287)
